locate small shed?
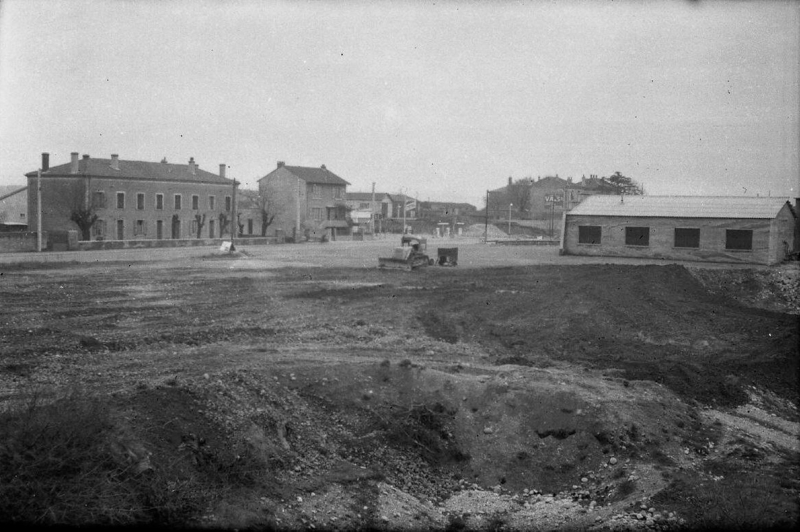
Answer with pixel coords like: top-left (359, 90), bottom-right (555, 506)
top-left (561, 195), bottom-right (797, 265)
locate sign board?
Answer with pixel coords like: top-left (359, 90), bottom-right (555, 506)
top-left (219, 241), bottom-right (232, 252)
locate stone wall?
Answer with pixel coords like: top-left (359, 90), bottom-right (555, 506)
top-left (0, 232), bottom-right (48, 253)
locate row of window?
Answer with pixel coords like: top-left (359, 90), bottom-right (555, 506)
top-left (92, 192), bottom-right (232, 212)
top-left (578, 226), bottom-right (754, 251)
top-left (91, 218), bottom-right (258, 239)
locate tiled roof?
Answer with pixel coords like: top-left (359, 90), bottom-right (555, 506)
top-left (283, 166), bottom-right (350, 186)
top-left (26, 158), bottom-right (233, 185)
top-left (568, 195), bottom-right (795, 219)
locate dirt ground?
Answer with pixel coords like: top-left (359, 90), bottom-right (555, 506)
top-left (0, 242), bottom-right (798, 530)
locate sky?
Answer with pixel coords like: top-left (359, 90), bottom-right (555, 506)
top-left (0, 0), bottom-right (797, 207)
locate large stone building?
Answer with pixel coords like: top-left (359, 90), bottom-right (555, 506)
top-left (258, 161), bottom-right (350, 240)
top-left (25, 152), bottom-right (236, 240)
top-left (0, 185), bottom-right (28, 231)
top-left (561, 195), bottom-right (797, 265)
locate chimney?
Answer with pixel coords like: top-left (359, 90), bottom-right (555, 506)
top-left (219, 163), bottom-right (226, 179)
top-left (277, 161), bottom-right (285, 168)
top-left (41, 152), bottom-right (49, 172)
top-left (321, 164), bottom-right (326, 170)
top-left (508, 176), bottom-right (512, 186)
top-left (111, 154), bottom-right (119, 170)
top-left (70, 152), bottom-right (79, 174)
top-left (188, 157), bottom-right (196, 175)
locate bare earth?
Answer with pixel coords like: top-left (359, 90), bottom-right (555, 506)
top-left (1, 240), bottom-right (798, 530)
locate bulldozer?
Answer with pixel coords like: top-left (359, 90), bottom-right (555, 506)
top-left (378, 235), bottom-right (433, 271)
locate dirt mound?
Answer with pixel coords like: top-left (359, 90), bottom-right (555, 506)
top-left (463, 224), bottom-right (507, 238)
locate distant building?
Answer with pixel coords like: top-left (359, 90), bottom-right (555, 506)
top-left (25, 152), bottom-right (236, 240)
top-left (489, 174), bottom-right (625, 222)
top-left (562, 195), bottom-right (797, 265)
top-left (0, 185), bottom-right (28, 231)
top-left (344, 191), bottom-right (394, 232)
top-left (258, 161), bottom-right (350, 240)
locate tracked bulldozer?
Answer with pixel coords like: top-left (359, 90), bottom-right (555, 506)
top-left (378, 235), bottom-right (433, 271)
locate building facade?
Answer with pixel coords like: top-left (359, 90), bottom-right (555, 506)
top-left (0, 185), bottom-right (28, 231)
top-left (561, 195), bottom-right (797, 265)
top-left (25, 152), bottom-right (236, 241)
top-left (258, 161), bottom-right (350, 240)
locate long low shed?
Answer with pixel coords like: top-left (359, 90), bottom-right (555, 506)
top-left (561, 196), bottom-right (797, 265)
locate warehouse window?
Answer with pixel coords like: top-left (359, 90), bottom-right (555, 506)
top-left (116, 192), bottom-right (125, 209)
top-left (174, 194), bottom-right (182, 210)
top-left (674, 228), bottom-right (700, 248)
top-left (209, 196), bottom-right (216, 210)
top-left (625, 226), bottom-right (650, 246)
top-left (726, 229), bottom-right (753, 250)
top-left (137, 193), bottom-right (145, 210)
top-left (192, 195), bottom-right (199, 210)
top-left (578, 225), bottom-right (602, 244)
top-left (156, 193), bottom-right (164, 210)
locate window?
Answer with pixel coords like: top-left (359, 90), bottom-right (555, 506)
top-left (625, 226), bottom-right (650, 246)
top-left (726, 229), bottom-right (753, 250)
top-left (192, 195), bottom-right (199, 210)
top-left (335, 187), bottom-right (342, 199)
top-left (209, 196), bottom-right (216, 210)
top-left (247, 219), bottom-right (253, 235)
top-left (174, 194), bottom-right (182, 210)
top-left (92, 191), bottom-right (106, 209)
top-left (312, 207), bottom-right (323, 221)
top-left (156, 193), bottom-right (164, 210)
top-left (225, 196), bottom-right (232, 212)
top-left (134, 220), bottom-right (147, 236)
top-left (674, 228), bottom-right (700, 248)
top-left (116, 192), bottom-right (125, 209)
top-left (191, 219), bottom-right (198, 235)
top-left (137, 193), bottom-right (145, 210)
top-left (92, 220), bottom-right (106, 238)
top-left (578, 225), bottom-right (602, 244)
top-left (312, 184), bottom-right (321, 198)
top-left (209, 219), bottom-right (215, 238)
top-left (359, 202), bottom-right (370, 209)
top-left (116, 220), bottom-right (124, 240)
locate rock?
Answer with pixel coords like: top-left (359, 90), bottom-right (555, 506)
top-left (581, 477), bottom-right (588, 483)
top-left (483, 427), bottom-right (494, 434)
top-left (381, 516), bottom-right (389, 523)
top-left (609, 457), bottom-right (618, 465)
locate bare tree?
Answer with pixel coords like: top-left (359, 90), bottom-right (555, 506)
top-left (506, 178), bottom-right (532, 217)
top-left (257, 182), bottom-right (290, 236)
top-left (68, 179), bottom-right (98, 241)
top-left (194, 214), bottom-right (206, 238)
top-left (218, 213), bottom-right (230, 237)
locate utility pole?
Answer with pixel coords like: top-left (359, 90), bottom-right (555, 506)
top-left (508, 203), bottom-right (513, 236)
top-left (231, 176), bottom-right (237, 251)
top-left (371, 182), bottom-right (376, 234)
top-left (37, 169), bottom-right (42, 252)
top-left (295, 176), bottom-right (301, 240)
top-left (484, 190), bottom-right (489, 243)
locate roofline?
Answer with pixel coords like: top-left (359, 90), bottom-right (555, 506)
top-left (25, 173), bottom-right (234, 186)
top-left (0, 186), bottom-right (28, 201)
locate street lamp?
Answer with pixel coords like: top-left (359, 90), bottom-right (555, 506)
top-left (508, 203), bottom-right (513, 236)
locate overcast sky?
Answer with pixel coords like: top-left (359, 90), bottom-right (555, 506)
top-left (0, 0), bottom-right (797, 206)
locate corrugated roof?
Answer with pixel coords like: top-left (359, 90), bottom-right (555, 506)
top-left (26, 158), bottom-right (233, 185)
top-left (568, 195), bottom-right (794, 219)
top-left (283, 165), bottom-right (350, 186)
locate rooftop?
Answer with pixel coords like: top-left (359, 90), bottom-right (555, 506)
top-left (568, 195), bottom-right (795, 219)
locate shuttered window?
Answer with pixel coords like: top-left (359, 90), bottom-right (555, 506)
top-left (726, 230), bottom-right (752, 250)
top-left (625, 227), bottom-right (650, 246)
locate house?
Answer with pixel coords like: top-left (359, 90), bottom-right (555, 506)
top-left (258, 161), bottom-right (350, 240)
top-left (25, 152), bottom-right (236, 241)
top-left (417, 201), bottom-right (478, 236)
top-left (561, 195), bottom-right (797, 265)
top-left (389, 194), bottom-right (418, 220)
top-left (0, 185), bottom-right (28, 231)
top-left (344, 191), bottom-right (394, 232)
